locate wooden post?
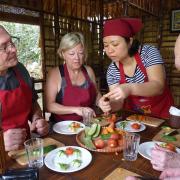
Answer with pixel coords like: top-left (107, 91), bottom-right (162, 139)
top-left (0, 103), bottom-right (6, 174)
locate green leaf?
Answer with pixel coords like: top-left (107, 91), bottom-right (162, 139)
top-left (100, 134), bottom-right (111, 140)
top-left (162, 135), bottom-right (177, 142)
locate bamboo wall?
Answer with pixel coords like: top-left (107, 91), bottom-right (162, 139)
top-left (0, 0), bottom-right (179, 108)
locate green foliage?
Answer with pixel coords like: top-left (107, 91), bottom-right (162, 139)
top-left (0, 21), bottom-right (41, 65)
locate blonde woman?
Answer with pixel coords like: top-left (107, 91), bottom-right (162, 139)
top-left (45, 32), bottom-right (101, 122)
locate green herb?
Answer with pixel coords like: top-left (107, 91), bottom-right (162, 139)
top-left (118, 121), bottom-right (128, 130)
top-left (100, 133), bottom-right (111, 140)
top-left (58, 163), bottom-right (69, 170)
top-left (74, 149), bottom-right (81, 158)
top-left (162, 135), bottom-right (177, 142)
top-left (161, 126), bottom-right (172, 130)
top-left (71, 159), bottom-right (82, 168)
top-left (44, 144), bottom-right (57, 154)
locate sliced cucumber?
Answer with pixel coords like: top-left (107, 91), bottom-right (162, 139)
top-left (83, 136), bottom-right (96, 149)
top-left (85, 127), bottom-right (91, 137)
top-left (88, 123), bottom-right (97, 136)
top-left (92, 124), bottom-right (101, 138)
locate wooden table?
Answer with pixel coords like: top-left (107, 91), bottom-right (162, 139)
top-left (7, 122), bottom-right (162, 180)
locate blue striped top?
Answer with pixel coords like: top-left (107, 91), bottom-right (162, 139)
top-left (106, 45), bottom-right (164, 86)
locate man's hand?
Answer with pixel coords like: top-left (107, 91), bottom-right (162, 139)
top-left (160, 168), bottom-right (180, 180)
top-left (3, 128), bottom-right (27, 151)
top-left (151, 144), bottom-right (180, 171)
top-left (31, 118), bottom-right (49, 136)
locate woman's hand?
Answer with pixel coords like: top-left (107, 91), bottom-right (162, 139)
top-left (31, 118), bottom-right (49, 136)
top-left (151, 144), bottom-right (180, 171)
top-left (98, 96), bottom-right (111, 113)
top-left (3, 128), bottom-right (27, 151)
top-left (74, 107), bottom-right (96, 117)
top-left (105, 84), bottom-right (131, 101)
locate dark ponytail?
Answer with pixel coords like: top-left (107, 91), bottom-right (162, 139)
top-left (124, 37), bottom-right (140, 57)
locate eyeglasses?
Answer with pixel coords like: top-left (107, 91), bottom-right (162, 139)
top-left (0, 42), bottom-right (16, 54)
top-left (0, 37), bottom-right (19, 54)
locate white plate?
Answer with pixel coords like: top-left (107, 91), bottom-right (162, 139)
top-left (44, 146), bottom-right (92, 173)
top-left (116, 121), bottom-right (146, 132)
top-left (139, 141), bottom-right (180, 160)
top-left (53, 121), bottom-right (85, 135)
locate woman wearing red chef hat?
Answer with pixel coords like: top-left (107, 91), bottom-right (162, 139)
top-left (98, 18), bottom-right (173, 119)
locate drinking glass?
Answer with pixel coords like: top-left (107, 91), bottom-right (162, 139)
top-left (82, 109), bottom-right (93, 126)
top-left (123, 133), bottom-right (140, 161)
top-left (24, 138), bottom-right (44, 168)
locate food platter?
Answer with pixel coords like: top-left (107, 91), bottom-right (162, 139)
top-left (53, 121), bottom-right (85, 135)
top-left (116, 121), bottom-right (146, 133)
top-left (44, 146), bottom-right (92, 173)
top-left (76, 130), bottom-right (124, 153)
top-left (139, 141), bottom-right (180, 160)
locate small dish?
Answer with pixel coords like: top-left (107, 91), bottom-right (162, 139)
top-left (53, 121), bottom-right (85, 135)
top-left (116, 121), bottom-right (146, 133)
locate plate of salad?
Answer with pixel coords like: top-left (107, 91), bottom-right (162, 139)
top-left (44, 146), bottom-right (92, 173)
top-left (53, 121), bottom-right (85, 135)
top-left (139, 141), bottom-right (180, 160)
top-left (116, 120), bottom-right (146, 133)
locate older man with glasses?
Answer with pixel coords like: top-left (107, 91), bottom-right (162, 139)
top-left (0, 25), bottom-right (49, 151)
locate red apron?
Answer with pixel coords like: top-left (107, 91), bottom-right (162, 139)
top-left (119, 53), bottom-right (173, 119)
top-left (0, 68), bottom-right (32, 137)
top-left (54, 64), bottom-right (97, 121)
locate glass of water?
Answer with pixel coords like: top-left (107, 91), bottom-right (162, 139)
top-left (123, 133), bottom-right (140, 161)
top-left (24, 138), bottom-right (44, 168)
top-left (82, 108), bottom-right (94, 127)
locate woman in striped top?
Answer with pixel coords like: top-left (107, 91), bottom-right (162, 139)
top-left (98, 18), bottom-right (173, 119)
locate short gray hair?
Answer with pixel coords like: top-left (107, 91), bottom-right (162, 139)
top-left (58, 32), bottom-right (87, 61)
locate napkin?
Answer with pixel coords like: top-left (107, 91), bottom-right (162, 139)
top-left (169, 106), bottom-right (180, 116)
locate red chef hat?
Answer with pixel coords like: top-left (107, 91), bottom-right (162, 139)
top-left (103, 18), bottom-right (143, 38)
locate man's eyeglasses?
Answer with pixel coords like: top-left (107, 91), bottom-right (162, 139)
top-left (0, 37), bottom-right (19, 54)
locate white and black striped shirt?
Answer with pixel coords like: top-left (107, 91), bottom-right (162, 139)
top-left (106, 45), bottom-right (164, 86)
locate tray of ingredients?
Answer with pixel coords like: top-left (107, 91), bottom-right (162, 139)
top-left (126, 114), bottom-right (165, 127)
top-left (76, 122), bottom-right (125, 153)
top-left (93, 113), bottom-right (118, 126)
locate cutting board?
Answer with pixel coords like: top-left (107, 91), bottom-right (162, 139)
top-left (126, 114), bottom-right (165, 127)
top-left (8, 137), bottom-right (64, 165)
top-left (153, 129), bottom-right (180, 147)
top-left (104, 167), bottom-right (140, 180)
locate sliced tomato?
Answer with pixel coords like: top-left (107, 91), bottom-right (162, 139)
top-left (131, 123), bottom-right (141, 130)
top-left (165, 143), bottom-right (176, 152)
top-left (65, 147), bottom-right (74, 155)
top-left (107, 139), bottom-right (118, 148)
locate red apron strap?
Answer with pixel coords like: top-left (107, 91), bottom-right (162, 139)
top-left (134, 53), bottom-right (148, 81)
top-left (119, 62), bottom-right (126, 84)
top-left (81, 66), bottom-right (92, 83)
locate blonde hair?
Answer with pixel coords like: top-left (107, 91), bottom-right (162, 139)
top-left (57, 32), bottom-right (87, 61)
